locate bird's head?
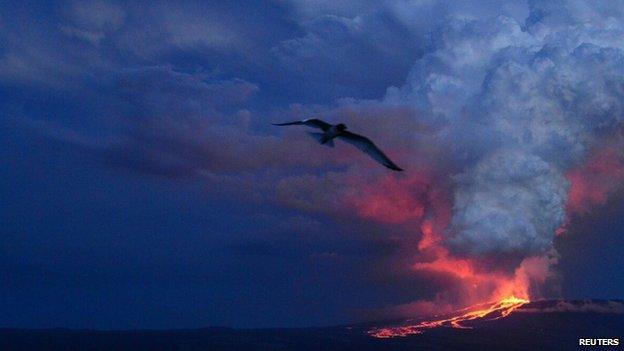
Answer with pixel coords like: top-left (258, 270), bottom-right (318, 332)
top-left (336, 123), bottom-right (347, 131)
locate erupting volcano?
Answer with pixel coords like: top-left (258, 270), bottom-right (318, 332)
top-left (369, 296), bottom-right (529, 338)
top-left (359, 142), bottom-right (624, 340)
top-left (354, 167), bottom-right (562, 340)
top-left (5, 1), bottom-right (624, 350)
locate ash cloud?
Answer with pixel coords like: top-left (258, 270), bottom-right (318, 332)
top-left (450, 150), bottom-right (567, 254)
top-left (4, 0), bottom-right (624, 323)
top-left (13, 0), bottom-right (624, 259)
top-left (19, 0), bottom-right (624, 258)
top-left (371, 0), bottom-right (624, 257)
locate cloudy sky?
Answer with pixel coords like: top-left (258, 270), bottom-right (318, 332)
top-left (1, 0), bottom-right (623, 329)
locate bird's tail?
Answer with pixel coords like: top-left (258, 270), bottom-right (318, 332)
top-left (307, 132), bottom-right (334, 147)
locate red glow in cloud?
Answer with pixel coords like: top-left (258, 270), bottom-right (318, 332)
top-left (412, 244), bottom-right (546, 305)
top-left (417, 220), bottom-right (440, 251)
top-left (362, 186), bottom-right (556, 338)
top-left (559, 145), bottom-right (624, 235)
top-left (344, 173), bottom-right (432, 224)
top-left (567, 146), bottom-right (624, 214)
top-left (368, 222), bottom-right (557, 338)
top-left (344, 171), bottom-right (547, 304)
top-left (368, 224), bottom-right (554, 338)
top-left (341, 161), bottom-right (558, 337)
top-left (412, 191), bottom-right (538, 307)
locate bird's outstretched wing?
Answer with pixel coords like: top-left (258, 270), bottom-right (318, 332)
top-left (338, 131), bottom-right (403, 171)
top-left (272, 118), bottom-right (331, 131)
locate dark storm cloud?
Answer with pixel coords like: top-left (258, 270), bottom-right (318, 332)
top-left (2, 0), bottom-right (624, 329)
top-left (30, 65), bottom-right (329, 177)
top-left (19, 0), bottom-right (624, 261)
top-left (0, 1), bottom-right (294, 89)
top-left (272, 0), bottom-right (529, 101)
top-left (272, 10), bottom-right (426, 100)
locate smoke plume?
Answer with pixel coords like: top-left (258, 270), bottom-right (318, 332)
top-left (373, 0), bottom-right (624, 260)
top-left (346, 0), bottom-right (624, 314)
top-left (19, 0), bottom-right (624, 318)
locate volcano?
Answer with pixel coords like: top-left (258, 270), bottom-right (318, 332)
top-left (1, 300), bottom-right (622, 351)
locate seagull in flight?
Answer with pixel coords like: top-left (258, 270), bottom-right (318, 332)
top-left (273, 118), bottom-right (403, 171)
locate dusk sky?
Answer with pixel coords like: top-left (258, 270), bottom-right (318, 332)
top-left (1, 0), bottom-right (624, 329)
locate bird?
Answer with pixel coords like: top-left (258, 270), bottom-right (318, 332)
top-left (273, 118), bottom-right (403, 171)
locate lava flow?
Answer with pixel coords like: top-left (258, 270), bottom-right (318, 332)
top-left (368, 296), bottom-right (529, 338)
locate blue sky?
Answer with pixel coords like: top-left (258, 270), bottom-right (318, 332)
top-left (1, 0), bottom-right (623, 329)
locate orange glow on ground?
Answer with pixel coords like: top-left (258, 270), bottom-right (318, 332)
top-left (368, 296), bottom-right (529, 338)
top-left (366, 215), bottom-right (549, 339)
top-left (343, 172), bottom-right (554, 340)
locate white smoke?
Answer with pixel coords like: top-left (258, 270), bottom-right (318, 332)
top-left (381, 0), bottom-right (624, 255)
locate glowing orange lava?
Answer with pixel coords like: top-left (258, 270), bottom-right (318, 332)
top-left (368, 296), bottom-right (529, 338)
